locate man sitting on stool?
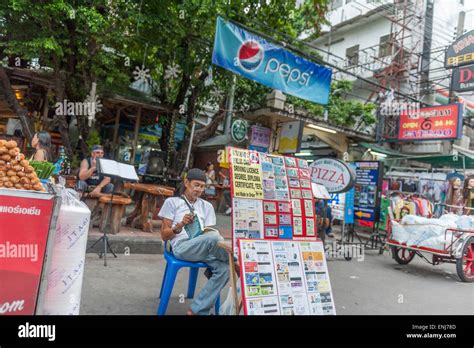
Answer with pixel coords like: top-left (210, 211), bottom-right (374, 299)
top-left (158, 168), bottom-right (229, 315)
top-left (76, 145), bottom-right (114, 197)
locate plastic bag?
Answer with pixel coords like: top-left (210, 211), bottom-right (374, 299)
top-left (219, 277), bottom-right (242, 315)
top-left (41, 177), bottom-right (91, 315)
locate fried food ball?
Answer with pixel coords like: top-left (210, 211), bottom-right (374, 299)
top-left (30, 178), bottom-right (40, 185)
top-left (0, 139), bottom-right (6, 146)
top-left (7, 170), bottom-right (16, 177)
top-left (4, 181), bottom-right (13, 188)
top-left (1, 176), bottom-right (9, 182)
top-left (0, 147), bottom-right (7, 155)
top-left (5, 140), bottom-right (17, 149)
top-left (33, 183), bottom-right (43, 191)
top-left (19, 177), bottom-right (30, 184)
top-left (14, 183), bottom-right (22, 189)
top-left (20, 159), bottom-right (29, 167)
top-left (0, 171), bottom-right (5, 177)
top-left (24, 165), bottom-right (34, 173)
top-left (23, 183), bottom-right (32, 190)
top-left (26, 173), bottom-right (36, 179)
top-left (1, 154), bottom-right (11, 162)
top-left (13, 165), bottom-right (22, 172)
top-left (8, 148), bottom-right (19, 157)
top-left (17, 171), bottom-right (26, 177)
top-left (10, 176), bottom-right (19, 184)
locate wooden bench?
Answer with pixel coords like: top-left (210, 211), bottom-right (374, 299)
top-left (99, 194), bottom-right (132, 234)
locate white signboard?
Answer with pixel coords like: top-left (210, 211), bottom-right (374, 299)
top-left (310, 158), bottom-right (355, 193)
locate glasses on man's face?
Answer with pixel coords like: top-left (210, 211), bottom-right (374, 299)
top-left (93, 151), bottom-right (104, 156)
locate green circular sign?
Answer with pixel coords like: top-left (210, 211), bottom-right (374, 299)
top-left (231, 119), bottom-right (247, 143)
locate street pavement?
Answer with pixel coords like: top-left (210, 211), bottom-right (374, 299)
top-left (80, 242), bottom-right (474, 315)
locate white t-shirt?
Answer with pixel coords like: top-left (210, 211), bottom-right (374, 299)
top-left (158, 196), bottom-right (216, 248)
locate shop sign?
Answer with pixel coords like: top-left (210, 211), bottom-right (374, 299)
top-left (353, 161), bottom-right (382, 229)
top-left (212, 16), bottom-right (332, 105)
top-left (250, 125), bottom-right (271, 148)
top-left (310, 158), bottom-right (355, 193)
top-left (452, 64), bottom-right (474, 92)
top-left (445, 30), bottom-right (474, 68)
top-left (0, 194), bottom-right (55, 314)
top-left (398, 103), bottom-right (463, 141)
top-left (231, 118), bottom-right (248, 143)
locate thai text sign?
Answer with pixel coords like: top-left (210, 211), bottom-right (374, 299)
top-left (398, 104), bottom-right (463, 141)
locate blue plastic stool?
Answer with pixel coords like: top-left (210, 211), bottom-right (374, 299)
top-left (157, 241), bottom-right (220, 315)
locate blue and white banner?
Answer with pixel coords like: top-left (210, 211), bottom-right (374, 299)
top-left (212, 17), bottom-right (332, 105)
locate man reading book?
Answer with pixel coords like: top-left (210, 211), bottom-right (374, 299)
top-left (158, 168), bottom-right (229, 315)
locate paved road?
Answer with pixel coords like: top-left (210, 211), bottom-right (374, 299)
top-left (80, 246), bottom-right (473, 315)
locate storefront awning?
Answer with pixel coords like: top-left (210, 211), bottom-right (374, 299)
top-left (387, 153), bottom-right (474, 170)
top-left (359, 143), bottom-right (407, 157)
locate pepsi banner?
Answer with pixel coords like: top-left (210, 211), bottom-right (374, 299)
top-left (212, 17), bottom-right (332, 105)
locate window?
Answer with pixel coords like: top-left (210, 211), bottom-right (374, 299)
top-left (331, 0), bottom-right (343, 10)
top-left (379, 34), bottom-right (392, 57)
top-left (346, 45), bottom-right (359, 66)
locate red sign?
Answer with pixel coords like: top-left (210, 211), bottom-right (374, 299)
top-left (0, 193), bottom-right (54, 315)
top-left (398, 104), bottom-right (463, 141)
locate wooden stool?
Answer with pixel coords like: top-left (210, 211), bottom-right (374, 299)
top-left (99, 194), bottom-right (132, 234)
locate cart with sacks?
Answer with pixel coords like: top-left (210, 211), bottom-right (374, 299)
top-left (386, 210), bottom-right (474, 282)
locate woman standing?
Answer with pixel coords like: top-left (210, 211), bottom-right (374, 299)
top-left (204, 162), bottom-right (216, 196)
top-left (31, 131), bottom-right (52, 162)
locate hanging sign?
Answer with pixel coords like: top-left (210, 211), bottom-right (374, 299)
top-left (398, 103), bottom-right (463, 141)
top-left (212, 16), bottom-right (332, 105)
top-left (452, 64), bottom-right (474, 92)
top-left (310, 158), bottom-right (355, 193)
top-left (445, 30), bottom-right (474, 68)
top-left (231, 118), bottom-right (248, 143)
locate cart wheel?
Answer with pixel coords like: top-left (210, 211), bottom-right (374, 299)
top-left (391, 246), bottom-right (415, 265)
top-left (456, 236), bottom-right (474, 282)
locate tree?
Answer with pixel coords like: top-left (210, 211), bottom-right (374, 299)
top-left (0, 0), bottom-right (134, 156)
top-left (125, 0), bottom-right (331, 171)
top-left (286, 80), bottom-right (377, 129)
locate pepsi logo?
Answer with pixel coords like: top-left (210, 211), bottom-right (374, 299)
top-left (238, 41), bottom-right (264, 71)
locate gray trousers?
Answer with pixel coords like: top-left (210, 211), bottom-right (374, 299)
top-left (76, 180), bottom-right (114, 194)
top-left (173, 233), bottom-right (229, 315)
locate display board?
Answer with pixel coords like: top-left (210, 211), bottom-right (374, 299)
top-left (239, 239), bottom-right (336, 315)
top-left (354, 161), bottom-right (383, 229)
top-left (229, 147), bottom-right (318, 253)
top-left (0, 190), bottom-right (56, 315)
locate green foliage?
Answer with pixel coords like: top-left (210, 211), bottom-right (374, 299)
top-left (287, 80), bottom-right (376, 129)
top-left (86, 128), bottom-right (101, 152)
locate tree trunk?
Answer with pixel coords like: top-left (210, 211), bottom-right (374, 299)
top-left (0, 68), bottom-right (35, 142)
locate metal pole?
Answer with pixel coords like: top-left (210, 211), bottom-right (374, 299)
top-left (185, 120), bottom-right (196, 169)
top-left (224, 74), bottom-right (237, 134)
top-left (449, 11), bottom-right (465, 103)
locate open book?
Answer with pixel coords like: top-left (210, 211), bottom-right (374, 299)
top-left (184, 223), bottom-right (219, 240)
top-left (97, 158), bottom-right (139, 182)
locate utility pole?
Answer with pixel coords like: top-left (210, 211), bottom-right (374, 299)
top-left (449, 11), bottom-right (466, 103)
top-left (419, 0), bottom-right (434, 104)
top-left (224, 74), bottom-right (236, 135)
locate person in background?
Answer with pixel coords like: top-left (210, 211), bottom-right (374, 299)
top-left (315, 199), bottom-right (334, 238)
top-left (31, 131), bottom-right (52, 162)
top-left (204, 162), bottom-right (216, 196)
top-left (219, 168), bottom-right (232, 215)
top-left (76, 145), bottom-right (113, 197)
top-left (158, 168), bottom-right (229, 315)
